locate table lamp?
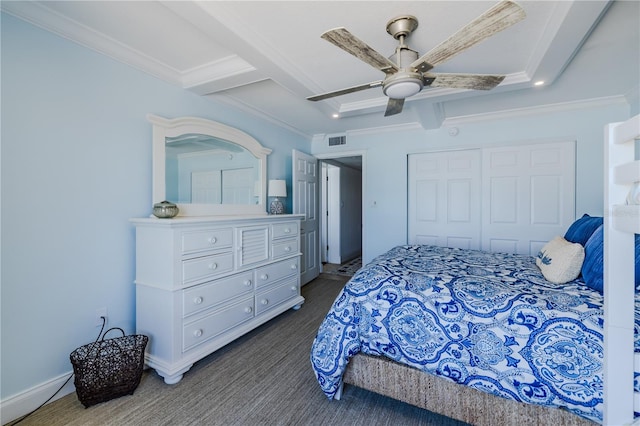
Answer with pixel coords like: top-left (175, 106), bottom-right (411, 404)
top-left (268, 179), bottom-right (286, 214)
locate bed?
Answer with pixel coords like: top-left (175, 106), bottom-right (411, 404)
top-left (310, 114), bottom-right (640, 426)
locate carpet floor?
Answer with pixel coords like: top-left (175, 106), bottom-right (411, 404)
top-left (322, 256), bottom-right (362, 277)
top-left (12, 274), bottom-right (467, 426)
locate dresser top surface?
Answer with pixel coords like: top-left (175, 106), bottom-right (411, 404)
top-left (130, 214), bottom-right (303, 227)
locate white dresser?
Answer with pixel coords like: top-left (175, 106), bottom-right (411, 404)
top-left (131, 214), bottom-right (304, 384)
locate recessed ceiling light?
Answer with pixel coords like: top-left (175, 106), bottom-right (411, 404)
top-left (534, 80), bottom-right (545, 86)
top-left (332, 113), bottom-right (339, 118)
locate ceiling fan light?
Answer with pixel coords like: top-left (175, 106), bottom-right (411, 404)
top-left (384, 79), bottom-right (422, 99)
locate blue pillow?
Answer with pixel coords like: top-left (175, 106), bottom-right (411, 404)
top-left (564, 214), bottom-right (603, 246)
top-left (581, 224), bottom-right (640, 294)
top-left (636, 233), bottom-right (640, 291)
top-left (582, 225), bottom-right (604, 293)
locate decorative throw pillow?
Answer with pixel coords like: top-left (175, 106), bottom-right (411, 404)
top-left (635, 234), bottom-right (640, 291)
top-left (582, 224), bottom-right (640, 294)
top-left (582, 225), bottom-right (604, 293)
top-left (536, 236), bottom-right (585, 284)
top-left (564, 214), bottom-right (603, 246)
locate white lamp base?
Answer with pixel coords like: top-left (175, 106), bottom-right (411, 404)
top-left (270, 198), bottom-right (284, 214)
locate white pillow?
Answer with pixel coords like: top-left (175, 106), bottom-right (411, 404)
top-left (536, 236), bottom-right (585, 284)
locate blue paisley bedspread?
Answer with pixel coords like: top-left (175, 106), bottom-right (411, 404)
top-left (310, 245), bottom-right (639, 423)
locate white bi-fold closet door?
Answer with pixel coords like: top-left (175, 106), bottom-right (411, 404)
top-left (408, 141), bottom-right (576, 256)
top-left (408, 149), bottom-right (482, 250)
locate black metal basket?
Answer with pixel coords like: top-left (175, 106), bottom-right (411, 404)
top-left (69, 327), bottom-right (148, 408)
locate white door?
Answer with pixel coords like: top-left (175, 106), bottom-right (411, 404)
top-left (408, 150), bottom-right (482, 249)
top-left (326, 165), bottom-right (341, 264)
top-left (482, 141), bottom-right (575, 255)
top-left (293, 150), bottom-right (319, 285)
top-left (321, 163), bottom-right (328, 263)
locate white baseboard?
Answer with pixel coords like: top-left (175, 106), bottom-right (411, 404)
top-left (1, 371), bottom-right (76, 425)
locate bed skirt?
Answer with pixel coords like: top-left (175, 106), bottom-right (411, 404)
top-left (342, 354), bottom-right (596, 426)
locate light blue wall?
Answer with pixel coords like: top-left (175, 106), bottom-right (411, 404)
top-left (0, 13), bottom-right (309, 400)
top-left (312, 0), bottom-right (638, 264)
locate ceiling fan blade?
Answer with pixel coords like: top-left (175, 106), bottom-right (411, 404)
top-left (410, 0), bottom-right (525, 72)
top-left (321, 28), bottom-right (399, 75)
top-left (427, 73), bottom-right (505, 90)
top-left (307, 81), bottom-right (383, 101)
top-left (384, 97), bottom-right (405, 117)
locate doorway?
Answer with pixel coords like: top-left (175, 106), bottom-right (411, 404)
top-left (318, 155), bottom-right (363, 270)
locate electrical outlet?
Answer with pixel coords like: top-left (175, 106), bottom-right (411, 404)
top-left (96, 307), bottom-right (107, 327)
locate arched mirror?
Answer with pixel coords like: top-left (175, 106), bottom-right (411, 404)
top-left (148, 114), bottom-right (271, 217)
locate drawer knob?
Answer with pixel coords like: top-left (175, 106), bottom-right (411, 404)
top-left (209, 263), bottom-right (218, 270)
top-left (194, 296), bottom-right (203, 305)
top-left (290, 264), bottom-right (297, 270)
top-left (260, 274), bottom-right (268, 280)
top-left (291, 286), bottom-right (297, 292)
top-left (244, 279), bottom-right (252, 287)
top-left (260, 299), bottom-right (269, 306)
top-left (284, 246), bottom-right (291, 252)
top-left (284, 228), bottom-right (291, 233)
top-left (244, 306), bottom-right (253, 314)
top-left (208, 236), bottom-right (217, 245)
top-left (193, 329), bottom-right (203, 337)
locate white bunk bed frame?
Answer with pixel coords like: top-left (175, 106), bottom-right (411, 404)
top-left (604, 113), bottom-right (640, 425)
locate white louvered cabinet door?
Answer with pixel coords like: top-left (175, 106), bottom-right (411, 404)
top-left (236, 225), bottom-right (270, 268)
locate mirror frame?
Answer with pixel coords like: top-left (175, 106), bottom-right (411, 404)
top-left (148, 114), bottom-right (272, 217)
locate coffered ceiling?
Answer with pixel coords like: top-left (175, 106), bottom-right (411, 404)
top-left (2, 1), bottom-right (611, 137)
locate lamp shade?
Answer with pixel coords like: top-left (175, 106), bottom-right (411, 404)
top-left (268, 179), bottom-right (287, 198)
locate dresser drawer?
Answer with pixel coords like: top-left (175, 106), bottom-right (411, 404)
top-left (272, 238), bottom-right (298, 259)
top-left (182, 252), bottom-right (233, 285)
top-left (255, 279), bottom-right (299, 315)
top-left (255, 257), bottom-right (299, 288)
top-left (183, 271), bottom-right (253, 317)
top-left (183, 295), bottom-right (254, 352)
top-left (182, 228), bottom-right (233, 255)
top-left (272, 222), bottom-right (298, 240)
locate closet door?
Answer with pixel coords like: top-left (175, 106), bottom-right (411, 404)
top-left (408, 150), bottom-right (481, 249)
top-left (482, 141), bottom-right (575, 255)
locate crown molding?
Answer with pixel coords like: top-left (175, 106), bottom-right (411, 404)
top-left (181, 55), bottom-right (257, 89)
top-left (1, 1), bottom-right (183, 84)
top-left (442, 95), bottom-right (628, 127)
top-left (346, 122), bottom-right (424, 138)
top-left (210, 93), bottom-right (313, 140)
top-left (1, 2), bottom-right (265, 94)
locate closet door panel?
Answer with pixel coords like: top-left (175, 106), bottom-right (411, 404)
top-left (408, 150), bottom-right (481, 249)
top-left (416, 180), bottom-right (438, 222)
top-left (482, 141), bottom-right (575, 255)
top-left (489, 176), bottom-right (519, 223)
top-left (531, 175), bottom-right (562, 224)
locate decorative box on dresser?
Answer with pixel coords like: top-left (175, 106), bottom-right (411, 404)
top-left (131, 214), bottom-right (304, 384)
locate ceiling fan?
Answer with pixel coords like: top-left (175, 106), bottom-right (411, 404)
top-left (307, 0), bottom-right (526, 117)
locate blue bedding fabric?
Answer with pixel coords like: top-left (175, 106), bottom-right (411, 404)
top-left (310, 245), bottom-right (639, 423)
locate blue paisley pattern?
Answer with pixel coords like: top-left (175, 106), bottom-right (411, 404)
top-left (310, 245), bottom-right (637, 423)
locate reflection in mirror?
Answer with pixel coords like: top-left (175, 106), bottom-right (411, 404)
top-left (164, 134), bottom-right (259, 205)
top-left (148, 114), bottom-right (272, 217)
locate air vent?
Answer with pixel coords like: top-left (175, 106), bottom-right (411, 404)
top-left (328, 135), bottom-right (346, 146)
